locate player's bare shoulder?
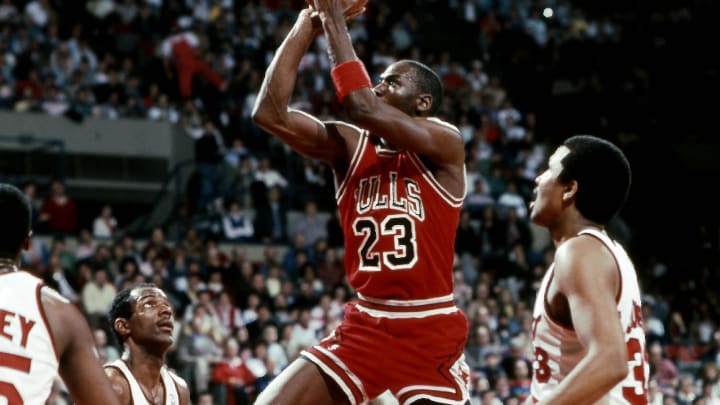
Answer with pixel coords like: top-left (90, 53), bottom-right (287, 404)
top-left (554, 235), bottom-right (618, 283)
top-left (104, 365), bottom-right (132, 405)
top-left (424, 116), bottom-right (462, 136)
top-left (325, 120), bottom-right (364, 139)
top-left (420, 116), bottom-right (465, 155)
top-left (416, 116), bottom-right (466, 180)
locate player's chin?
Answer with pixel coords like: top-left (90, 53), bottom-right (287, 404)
top-left (156, 334), bottom-right (175, 345)
top-left (156, 326), bottom-right (175, 338)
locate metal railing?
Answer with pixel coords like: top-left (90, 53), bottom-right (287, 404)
top-left (0, 134), bottom-right (66, 184)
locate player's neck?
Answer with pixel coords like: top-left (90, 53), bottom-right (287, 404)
top-left (550, 220), bottom-right (603, 246)
top-left (124, 351), bottom-right (166, 405)
top-left (124, 347), bottom-right (166, 383)
top-left (0, 257), bottom-right (19, 273)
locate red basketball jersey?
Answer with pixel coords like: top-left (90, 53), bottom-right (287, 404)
top-left (336, 129), bottom-right (464, 300)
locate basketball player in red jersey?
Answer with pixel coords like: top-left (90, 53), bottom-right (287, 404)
top-left (105, 283), bottom-right (190, 405)
top-left (251, 1), bottom-right (470, 404)
top-left (528, 135), bottom-right (648, 404)
top-left (0, 183), bottom-right (121, 405)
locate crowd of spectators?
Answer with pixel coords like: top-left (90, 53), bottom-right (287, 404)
top-left (3, 0), bottom-right (719, 404)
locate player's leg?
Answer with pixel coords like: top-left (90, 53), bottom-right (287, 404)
top-left (193, 58), bottom-right (227, 91)
top-left (254, 357), bottom-right (349, 405)
top-left (175, 54), bottom-right (195, 99)
top-left (392, 313), bottom-right (471, 405)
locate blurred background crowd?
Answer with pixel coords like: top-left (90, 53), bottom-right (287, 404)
top-left (1, 0), bottom-right (719, 404)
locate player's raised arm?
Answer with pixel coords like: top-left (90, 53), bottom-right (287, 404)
top-left (251, 8), bottom-right (346, 164)
top-left (314, 0), bottom-right (465, 170)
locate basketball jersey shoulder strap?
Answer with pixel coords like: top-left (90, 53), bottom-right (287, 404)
top-left (106, 359), bottom-right (149, 405)
top-left (577, 227), bottom-right (608, 240)
top-left (160, 366), bottom-right (183, 405)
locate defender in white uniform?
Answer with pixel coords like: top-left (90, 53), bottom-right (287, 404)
top-left (105, 359), bottom-right (183, 405)
top-left (0, 270), bottom-right (58, 403)
top-left (104, 284), bottom-right (189, 405)
top-left (0, 183), bottom-right (120, 405)
top-left (532, 229), bottom-right (648, 404)
top-left (528, 136), bottom-right (648, 405)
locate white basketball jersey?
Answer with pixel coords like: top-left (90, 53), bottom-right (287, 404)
top-left (530, 229), bottom-right (649, 404)
top-left (0, 271), bottom-right (59, 404)
top-left (106, 359), bottom-right (182, 405)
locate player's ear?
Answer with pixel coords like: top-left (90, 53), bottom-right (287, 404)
top-left (114, 318), bottom-right (130, 338)
top-left (22, 231), bottom-right (32, 251)
top-left (416, 93), bottom-right (432, 114)
top-left (562, 181), bottom-right (578, 202)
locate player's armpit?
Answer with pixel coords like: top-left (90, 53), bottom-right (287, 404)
top-left (283, 110), bottom-right (361, 165)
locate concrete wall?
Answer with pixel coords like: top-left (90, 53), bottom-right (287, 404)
top-left (0, 112), bottom-right (195, 203)
top-left (0, 111), bottom-right (193, 166)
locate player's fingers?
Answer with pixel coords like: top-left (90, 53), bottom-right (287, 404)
top-left (345, 0), bottom-right (367, 18)
top-left (312, 0), bottom-right (331, 12)
top-left (345, 7), bottom-right (366, 21)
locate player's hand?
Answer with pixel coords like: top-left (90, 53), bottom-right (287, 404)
top-left (309, 0), bottom-right (366, 21)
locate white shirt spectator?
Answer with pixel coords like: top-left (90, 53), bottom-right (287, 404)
top-left (286, 310), bottom-right (319, 358)
top-left (0, 0), bottom-right (18, 21)
top-left (467, 60), bottom-right (489, 93)
top-left (114, 0), bottom-right (138, 24)
top-left (93, 205), bottom-right (117, 239)
top-left (503, 119), bottom-right (527, 143)
top-left (245, 353), bottom-right (268, 379)
top-left (24, 0), bottom-right (50, 27)
top-left (497, 101), bottom-right (522, 130)
top-left (222, 202), bottom-right (254, 241)
top-left (86, 0), bottom-right (115, 19)
top-left (255, 158), bottom-right (288, 189)
top-left (81, 271), bottom-right (117, 316)
top-left (497, 181), bottom-right (527, 219)
top-left (525, 10), bottom-right (549, 46)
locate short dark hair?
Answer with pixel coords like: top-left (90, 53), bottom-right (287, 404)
top-left (559, 135), bottom-right (631, 224)
top-left (400, 60), bottom-right (443, 115)
top-left (107, 282), bottom-right (158, 345)
top-left (0, 183), bottom-right (31, 257)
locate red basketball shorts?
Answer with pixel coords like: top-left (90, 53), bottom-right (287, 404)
top-left (302, 300), bottom-right (470, 405)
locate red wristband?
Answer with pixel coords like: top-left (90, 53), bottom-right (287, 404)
top-left (331, 60), bottom-right (372, 103)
